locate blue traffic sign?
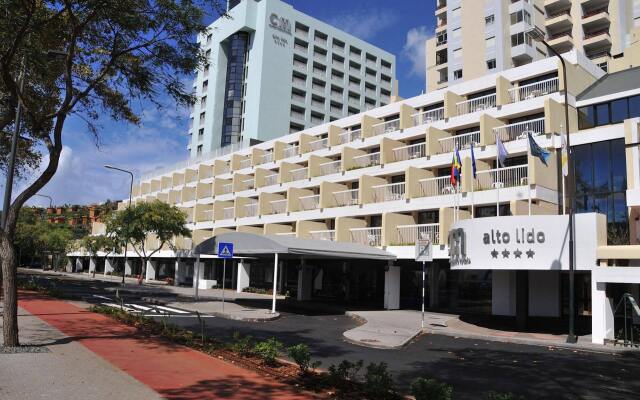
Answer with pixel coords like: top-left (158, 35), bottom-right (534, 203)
top-left (218, 242), bottom-right (234, 258)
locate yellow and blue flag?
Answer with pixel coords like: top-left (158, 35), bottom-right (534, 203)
top-left (450, 148), bottom-right (462, 186)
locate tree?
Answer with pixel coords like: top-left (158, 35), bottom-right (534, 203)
top-left (106, 200), bottom-right (190, 283)
top-left (1, 0), bottom-right (224, 346)
top-left (15, 208), bottom-right (74, 269)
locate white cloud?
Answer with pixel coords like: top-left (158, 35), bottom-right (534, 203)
top-left (328, 9), bottom-right (398, 41)
top-left (402, 26), bottom-right (432, 78)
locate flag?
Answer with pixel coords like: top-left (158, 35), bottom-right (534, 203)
top-left (470, 142), bottom-right (477, 179)
top-left (560, 130), bottom-right (568, 177)
top-left (528, 133), bottom-right (551, 166)
top-left (450, 148), bottom-right (462, 186)
top-left (496, 134), bottom-right (508, 168)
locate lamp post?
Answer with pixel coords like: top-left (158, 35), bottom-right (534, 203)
top-left (526, 26), bottom-right (578, 344)
top-left (34, 194), bottom-right (53, 208)
top-left (104, 165), bottom-right (134, 285)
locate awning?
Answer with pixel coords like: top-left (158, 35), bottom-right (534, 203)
top-left (193, 232), bottom-right (396, 261)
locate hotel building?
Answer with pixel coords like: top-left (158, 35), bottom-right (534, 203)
top-left (426, 0), bottom-right (640, 91)
top-left (187, 0), bottom-right (396, 159)
top-left (71, 51), bottom-right (640, 345)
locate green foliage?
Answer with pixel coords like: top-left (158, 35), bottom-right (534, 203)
top-left (80, 235), bottom-right (116, 257)
top-left (253, 337), bottom-right (283, 365)
top-left (286, 343), bottom-right (321, 375)
top-left (15, 208), bottom-right (74, 267)
top-left (231, 331), bottom-right (254, 357)
top-left (410, 377), bottom-right (453, 400)
top-left (364, 362), bottom-right (396, 399)
top-left (328, 359), bottom-right (364, 388)
top-left (485, 392), bottom-right (525, 400)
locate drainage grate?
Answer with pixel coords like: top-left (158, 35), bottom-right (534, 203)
top-left (0, 346), bottom-right (51, 354)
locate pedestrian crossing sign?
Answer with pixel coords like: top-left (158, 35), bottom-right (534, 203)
top-left (218, 242), bottom-right (234, 258)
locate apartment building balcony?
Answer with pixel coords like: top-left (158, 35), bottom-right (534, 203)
top-left (243, 202), bottom-right (259, 218)
top-left (438, 130), bottom-right (480, 154)
top-left (412, 107), bottom-right (444, 126)
top-left (580, 0), bottom-right (608, 7)
top-left (198, 164), bottom-right (213, 180)
top-left (392, 142), bottom-right (426, 162)
top-left (435, 0), bottom-right (446, 14)
top-left (456, 94), bottom-right (496, 115)
top-left (508, 77), bottom-right (559, 103)
top-left (196, 183), bottom-right (212, 200)
top-left (350, 227), bottom-right (382, 247)
top-left (396, 224), bottom-right (440, 246)
top-left (582, 7), bottom-right (609, 30)
top-left (371, 118), bottom-right (400, 136)
top-left (583, 29), bottom-right (611, 50)
top-left (290, 166), bottom-right (309, 181)
top-left (214, 160), bottom-right (230, 176)
top-left (263, 173), bottom-right (278, 187)
top-left (350, 152), bottom-right (380, 170)
top-left (372, 182), bottom-right (406, 203)
top-left (218, 181), bottom-right (233, 196)
top-left (181, 187), bottom-right (196, 203)
top-left (511, 43), bottom-right (536, 63)
top-left (544, 0), bottom-right (571, 9)
top-left (338, 129), bottom-right (362, 145)
top-left (202, 209), bottom-right (213, 222)
top-left (309, 137), bottom-right (328, 151)
top-left (309, 229), bottom-right (335, 241)
top-left (222, 206), bottom-right (235, 220)
top-left (547, 31), bottom-right (573, 52)
top-left (256, 151), bottom-right (273, 165)
top-left (185, 168), bottom-right (198, 184)
top-left (493, 118), bottom-right (545, 143)
top-left (419, 175), bottom-right (455, 197)
top-left (319, 159), bottom-right (341, 176)
top-left (545, 10), bottom-right (572, 31)
top-left (474, 164), bottom-right (528, 191)
top-left (270, 199), bottom-right (287, 214)
top-left (298, 194), bottom-right (320, 211)
top-left (332, 188), bottom-right (359, 207)
top-left (283, 144), bottom-right (299, 159)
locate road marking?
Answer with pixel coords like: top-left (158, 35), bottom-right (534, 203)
top-left (92, 295), bottom-right (112, 301)
top-left (127, 304), bottom-right (153, 311)
top-left (101, 303), bottom-right (137, 313)
top-left (144, 314), bottom-right (215, 318)
top-left (153, 305), bottom-right (190, 314)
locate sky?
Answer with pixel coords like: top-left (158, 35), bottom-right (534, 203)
top-left (17, 0), bottom-right (436, 208)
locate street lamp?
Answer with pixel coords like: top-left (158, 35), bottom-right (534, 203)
top-left (104, 165), bottom-right (134, 285)
top-left (526, 26), bottom-right (578, 344)
top-left (34, 193), bottom-right (53, 208)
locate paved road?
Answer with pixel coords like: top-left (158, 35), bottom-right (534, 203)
top-left (21, 270), bottom-right (640, 400)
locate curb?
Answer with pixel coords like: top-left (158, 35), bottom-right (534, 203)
top-left (343, 311), bottom-right (421, 350)
top-left (143, 296), bottom-right (281, 322)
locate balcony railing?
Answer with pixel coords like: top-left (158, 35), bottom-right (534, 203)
top-left (396, 224), bottom-right (440, 245)
top-left (583, 8), bottom-right (608, 19)
top-left (412, 107), bottom-right (444, 126)
top-left (456, 94), bottom-right (496, 115)
top-left (238, 178), bottom-right (254, 191)
top-left (351, 152), bottom-right (380, 169)
top-left (259, 152), bottom-right (274, 164)
top-left (298, 194), bottom-right (320, 211)
top-left (508, 77), bottom-right (558, 103)
top-left (309, 137), bottom-right (328, 151)
top-left (221, 183), bottom-right (233, 194)
top-left (419, 176), bottom-right (455, 197)
top-left (283, 144), bottom-right (299, 159)
top-left (333, 189), bottom-right (358, 206)
top-left (239, 158), bottom-right (252, 169)
top-left (338, 129), bottom-right (362, 144)
top-left (202, 209), bottom-right (213, 221)
top-left (475, 164), bottom-right (528, 191)
top-left (372, 182), bottom-right (406, 202)
top-left (217, 164), bottom-right (230, 175)
top-left (198, 187), bottom-right (212, 198)
top-left (244, 202), bottom-right (258, 218)
top-left (270, 199), bottom-right (287, 214)
top-left (371, 118), bottom-right (400, 136)
top-left (393, 143), bottom-right (425, 162)
top-left (493, 118), bottom-right (545, 143)
top-left (309, 229), bottom-right (335, 241)
top-left (264, 173), bottom-right (278, 187)
top-left (183, 191), bottom-right (196, 202)
top-left (350, 227), bottom-right (382, 247)
top-left (319, 160), bottom-right (341, 175)
top-left (584, 29), bottom-right (609, 40)
top-left (222, 206), bottom-right (235, 220)
top-left (438, 130), bottom-right (480, 153)
top-left (290, 167), bottom-right (308, 181)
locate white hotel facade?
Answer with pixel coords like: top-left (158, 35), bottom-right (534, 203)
top-left (72, 51), bottom-right (640, 345)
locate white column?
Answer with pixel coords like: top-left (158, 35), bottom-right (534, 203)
top-left (125, 259), bottom-right (133, 276)
top-left (65, 258), bottom-right (73, 272)
top-left (145, 260), bottom-right (157, 281)
top-left (492, 270), bottom-right (516, 316)
top-left (297, 260), bottom-right (312, 301)
top-left (88, 258), bottom-right (96, 273)
top-left (175, 259), bottom-right (184, 286)
top-left (104, 258), bottom-right (115, 275)
top-left (192, 259), bottom-right (204, 289)
top-left (74, 258), bottom-right (83, 273)
top-left (271, 253), bottom-right (279, 313)
top-left (236, 260), bottom-right (251, 293)
top-left (383, 264), bottom-right (401, 310)
top-left (591, 278), bottom-right (615, 345)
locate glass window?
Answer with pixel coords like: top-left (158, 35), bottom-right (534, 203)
top-left (592, 141), bottom-right (610, 191)
top-left (595, 103), bottom-right (610, 126)
top-left (486, 59), bottom-right (496, 70)
top-left (610, 139), bottom-right (627, 192)
top-left (485, 15), bottom-right (494, 25)
top-left (578, 106), bottom-right (595, 129)
top-left (610, 98), bottom-right (628, 124)
top-left (629, 95), bottom-right (640, 118)
top-left (453, 69), bottom-right (463, 79)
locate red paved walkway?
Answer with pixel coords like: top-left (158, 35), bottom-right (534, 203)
top-left (19, 292), bottom-right (310, 400)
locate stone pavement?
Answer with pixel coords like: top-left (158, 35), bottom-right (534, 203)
top-left (6, 291), bottom-right (310, 400)
top-left (165, 300), bottom-right (280, 321)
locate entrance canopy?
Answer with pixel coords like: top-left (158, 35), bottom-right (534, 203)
top-left (193, 232), bottom-right (396, 261)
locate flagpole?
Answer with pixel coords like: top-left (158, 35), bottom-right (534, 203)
top-left (495, 134), bottom-right (500, 217)
top-left (527, 135), bottom-right (532, 216)
top-left (561, 124), bottom-right (566, 215)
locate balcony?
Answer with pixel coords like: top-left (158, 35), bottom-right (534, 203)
top-left (298, 194), bottom-right (320, 211)
top-left (283, 144), bottom-right (299, 159)
top-left (309, 137), bottom-right (328, 151)
top-left (396, 224), bottom-right (440, 245)
top-left (583, 29), bottom-right (611, 50)
top-left (371, 118), bottom-right (400, 136)
top-left (290, 167), bottom-right (309, 181)
top-left (474, 164), bottom-right (528, 191)
top-left (372, 182), bottom-right (406, 203)
top-left (338, 129), bottom-right (362, 144)
top-left (258, 152), bottom-right (274, 165)
top-left (202, 209), bottom-right (213, 221)
top-left (319, 160), bottom-right (341, 176)
top-left (221, 183), bottom-right (233, 195)
top-left (333, 189), bottom-right (358, 206)
top-left (508, 77), bottom-right (558, 103)
top-left (238, 178), bottom-right (254, 191)
top-left (270, 199), bottom-right (287, 214)
top-left (244, 202), bottom-right (258, 218)
top-left (456, 94), bottom-right (496, 115)
top-left (438, 130), bottom-right (480, 153)
top-left (264, 173), bottom-right (278, 187)
top-left (493, 118), bottom-right (545, 143)
top-left (412, 107), bottom-right (444, 126)
top-left (238, 158), bottom-right (252, 170)
top-left (350, 227), bottom-right (382, 247)
top-left (392, 143), bottom-right (426, 162)
top-left (511, 43), bottom-right (536, 63)
top-left (582, 8), bottom-right (609, 30)
top-left (351, 152), bottom-right (380, 170)
top-left (222, 206), bottom-right (235, 220)
top-left (419, 176), bottom-right (455, 197)
top-left (547, 31), bottom-right (573, 52)
top-left (309, 229), bottom-right (335, 241)
top-left (545, 10), bottom-right (572, 30)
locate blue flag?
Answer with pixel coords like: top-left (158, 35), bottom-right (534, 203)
top-left (527, 133), bottom-right (550, 166)
top-left (470, 142), bottom-right (477, 178)
top-left (496, 134), bottom-right (508, 168)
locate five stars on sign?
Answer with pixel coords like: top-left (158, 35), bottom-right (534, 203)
top-left (491, 249), bottom-right (499, 258)
top-left (514, 249), bottom-right (522, 258)
top-left (501, 249), bottom-right (510, 258)
top-left (526, 249), bottom-right (535, 258)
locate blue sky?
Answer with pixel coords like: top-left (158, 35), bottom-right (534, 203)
top-left (20, 0), bottom-right (436, 207)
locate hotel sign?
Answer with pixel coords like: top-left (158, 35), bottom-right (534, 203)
top-left (449, 214), bottom-right (604, 271)
top-left (268, 13), bottom-right (291, 35)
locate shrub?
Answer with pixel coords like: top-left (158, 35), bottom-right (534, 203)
top-left (286, 343), bottom-right (321, 375)
top-left (231, 331), bottom-right (254, 357)
top-left (328, 359), bottom-right (364, 387)
top-left (411, 377), bottom-right (453, 400)
top-left (253, 337), bottom-right (283, 365)
top-left (485, 392), bottom-right (525, 400)
top-left (364, 362), bottom-right (395, 399)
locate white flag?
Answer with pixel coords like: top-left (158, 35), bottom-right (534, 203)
top-left (561, 129), bottom-right (568, 177)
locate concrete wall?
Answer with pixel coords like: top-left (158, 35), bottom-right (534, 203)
top-left (335, 217), bottom-right (367, 242)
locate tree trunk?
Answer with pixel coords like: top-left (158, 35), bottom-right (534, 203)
top-left (138, 257), bottom-right (147, 284)
top-left (1, 233), bottom-right (19, 346)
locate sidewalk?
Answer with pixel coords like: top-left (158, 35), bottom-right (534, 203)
top-left (165, 300), bottom-right (280, 321)
top-left (6, 292), bottom-right (309, 399)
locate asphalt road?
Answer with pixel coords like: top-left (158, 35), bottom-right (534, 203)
top-left (20, 270), bottom-right (640, 400)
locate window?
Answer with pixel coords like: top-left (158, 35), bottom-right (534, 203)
top-left (510, 32), bottom-right (532, 47)
top-left (510, 10), bottom-right (531, 25)
top-left (611, 98), bottom-right (629, 124)
top-left (453, 69), bottom-right (463, 80)
top-left (578, 95), bottom-right (640, 129)
top-left (486, 59), bottom-right (496, 70)
top-left (595, 103), bottom-right (610, 126)
top-left (453, 48), bottom-right (462, 59)
top-left (202, 80), bottom-right (208, 90)
top-left (485, 15), bottom-right (494, 26)
top-left (485, 37), bottom-right (495, 48)
top-left (196, 145), bottom-right (203, 156)
top-left (198, 128), bottom-right (204, 137)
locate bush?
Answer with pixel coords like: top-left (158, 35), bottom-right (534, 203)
top-left (411, 377), bottom-right (453, 400)
top-left (231, 331), bottom-right (254, 357)
top-left (485, 392), bottom-right (525, 400)
top-left (286, 343), bottom-right (321, 375)
top-left (364, 362), bottom-right (395, 399)
top-left (253, 337), bottom-right (283, 365)
top-left (328, 359), bottom-right (364, 388)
